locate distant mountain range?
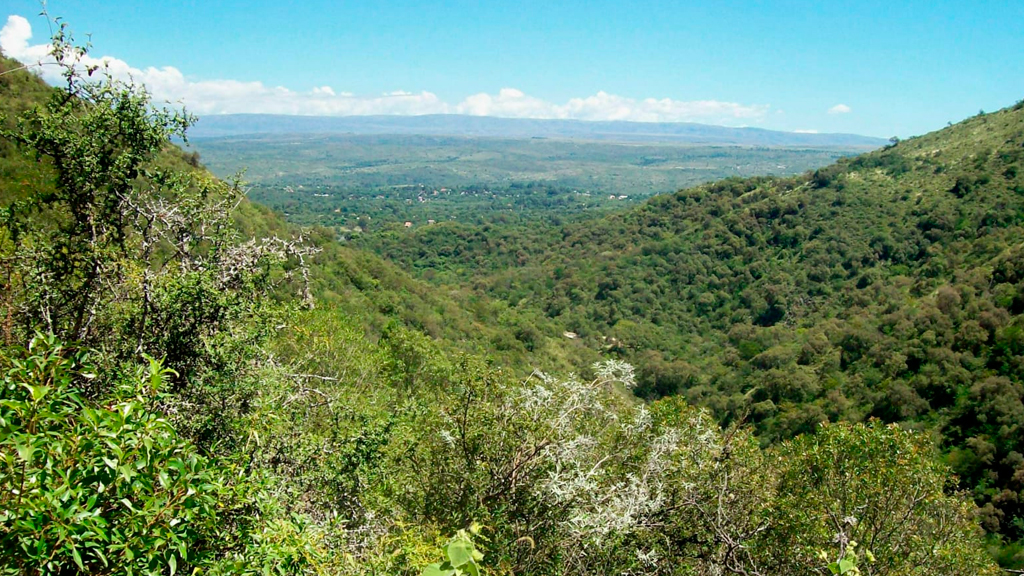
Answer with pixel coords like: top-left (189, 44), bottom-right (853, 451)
top-left (190, 114), bottom-right (888, 148)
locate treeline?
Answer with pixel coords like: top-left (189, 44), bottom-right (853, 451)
top-left (247, 180), bottom-right (617, 234)
top-left (364, 99), bottom-right (1024, 565)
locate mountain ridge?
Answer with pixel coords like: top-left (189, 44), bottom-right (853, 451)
top-left (190, 112), bottom-right (888, 148)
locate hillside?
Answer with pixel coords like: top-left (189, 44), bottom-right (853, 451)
top-left (366, 100), bottom-right (1024, 560)
top-left (0, 53), bottom-right (591, 376)
top-left (0, 42), bottom-right (1007, 576)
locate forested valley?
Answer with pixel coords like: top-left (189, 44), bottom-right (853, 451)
top-left (1, 27), bottom-right (1022, 576)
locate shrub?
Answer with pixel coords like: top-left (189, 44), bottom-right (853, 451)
top-left (0, 334), bottom-right (225, 574)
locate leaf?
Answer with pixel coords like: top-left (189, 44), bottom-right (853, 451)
top-left (446, 540), bottom-right (474, 568)
top-left (422, 563), bottom-right (456, 576)
top-left (25, 384), bottom-right (50, 402)
top-left (16, 443), bottom-right (34, 463)
top-left (838, 557), bottom-right (856, 573)
top-left (169, 554), bottom-right (177, 576)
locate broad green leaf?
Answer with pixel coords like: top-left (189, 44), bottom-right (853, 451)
top-left (25, 384), bottom-right (50, 402)
top-left (16, 443), bottom-right (34, 463)
top-left (446, 540), bottom-right (474, 568)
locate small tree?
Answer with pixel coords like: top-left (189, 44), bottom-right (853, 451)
top-left (0, 21), bottom-right (317, 451)
top-left (0, 21), bottom-right (328, 576)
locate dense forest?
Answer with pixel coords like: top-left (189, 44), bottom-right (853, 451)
top-left (363, 96), bottom-right (1024, 565)
top-left (0, 26), bottom-right (1016, 576)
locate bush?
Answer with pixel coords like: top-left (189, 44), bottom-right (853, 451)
top-left (0, 334), bottom-right (225, 574)
top-left (765, 422), bottom-right (998, 576)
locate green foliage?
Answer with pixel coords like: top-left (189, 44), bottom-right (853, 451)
top-left (2, 23), bottom-right (193, 344)
top-left (0, 25), bottom-right (328, 576)
top-left (1, 25), bottom-right (317, 455)
top-left (823, 541), bottom-right (870, 575)
top-left (0, 334), bottom-right (225, 575)
top-left (766, 422), bottom-right (997, 575)
top-left (353, 98), bottom-right (1024, 563)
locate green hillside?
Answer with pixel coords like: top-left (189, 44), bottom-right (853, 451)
top-left (0, 36), bottom-right (1009, 576)
top-left (0, 51), bottom-right (593, 377)
top-left (367, 100), bottom-right (1024, 560)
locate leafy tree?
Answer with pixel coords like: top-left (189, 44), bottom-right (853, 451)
top-left (0, 22), bottom-right (326, 575)
top-left (0, 23), bottom-right (316, 452)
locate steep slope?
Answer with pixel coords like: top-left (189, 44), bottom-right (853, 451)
top-left (370, 100), bottom-right (1024, 560)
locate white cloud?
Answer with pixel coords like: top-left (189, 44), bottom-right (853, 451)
top-left (452, 88), bottom-right (768, 123)
top-left (2, 15), bottom-right (769, 125)
top-left (793, 129), bottom-right (819, 134)
top-left (1, 15), bottom-right (50, 65)
top-left (828, 103), bottom-right (852, 114)
top-left (457, 87), bottom-right (555, 118)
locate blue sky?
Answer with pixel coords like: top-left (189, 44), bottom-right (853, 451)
top-left (2, 0), bottom-right (1021, 137)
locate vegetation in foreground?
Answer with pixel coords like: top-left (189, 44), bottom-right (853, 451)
top-left (0, 26), bottom-right (1003, 575)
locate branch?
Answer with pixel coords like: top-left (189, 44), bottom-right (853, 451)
top-left (286, 373), bottom-right (339, 382)
top-left (0, 60), bottom-right (62, 78)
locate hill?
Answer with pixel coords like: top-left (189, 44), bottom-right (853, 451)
top-left (190, 112), bottom-right (888, 148)
top-left (364, 99), bottom-right (1024, 562)
top-left (0, 43), bottom-right (1005, 576)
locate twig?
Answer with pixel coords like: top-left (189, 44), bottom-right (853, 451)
top-left (287, 373), bottom-right (339, 382)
